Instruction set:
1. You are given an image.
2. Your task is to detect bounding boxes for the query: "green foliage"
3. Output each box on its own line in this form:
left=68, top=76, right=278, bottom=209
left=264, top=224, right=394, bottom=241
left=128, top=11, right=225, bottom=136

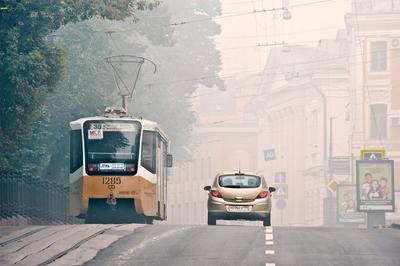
left=0, top=0, right=159, bottom=169
left=0, top=0, right=224, bottom=182
left=108, top=0, right=224, bottom=159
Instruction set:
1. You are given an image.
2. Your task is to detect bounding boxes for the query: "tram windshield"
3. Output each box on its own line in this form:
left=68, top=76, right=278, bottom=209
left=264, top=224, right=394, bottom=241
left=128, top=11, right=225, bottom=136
left=83, top=120, right=141, bottom=175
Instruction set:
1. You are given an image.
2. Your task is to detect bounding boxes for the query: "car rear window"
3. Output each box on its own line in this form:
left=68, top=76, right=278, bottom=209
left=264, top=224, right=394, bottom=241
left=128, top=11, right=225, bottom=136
left=218, top=174, right=261, bottom=188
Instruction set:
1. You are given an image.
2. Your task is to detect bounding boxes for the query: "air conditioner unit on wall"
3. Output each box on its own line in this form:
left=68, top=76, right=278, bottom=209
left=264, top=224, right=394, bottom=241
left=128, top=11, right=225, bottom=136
left=390, top=38, right=400, bottom=48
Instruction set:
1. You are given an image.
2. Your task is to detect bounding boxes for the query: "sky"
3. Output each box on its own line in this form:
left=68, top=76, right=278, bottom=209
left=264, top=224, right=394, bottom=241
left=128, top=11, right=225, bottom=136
left=216, top=0, right=352, bottom=76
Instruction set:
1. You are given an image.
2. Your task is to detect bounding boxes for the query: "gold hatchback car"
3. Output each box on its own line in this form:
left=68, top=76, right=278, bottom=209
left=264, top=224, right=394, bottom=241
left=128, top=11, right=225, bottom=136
left=204, top=172, right=275, bottom=226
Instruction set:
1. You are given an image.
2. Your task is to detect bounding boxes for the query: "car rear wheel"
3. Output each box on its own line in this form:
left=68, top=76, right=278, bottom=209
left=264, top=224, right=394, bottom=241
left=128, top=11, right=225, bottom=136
left=207, top=213, right=216, bottom=225
left=263, top=214, right=271, bottom=226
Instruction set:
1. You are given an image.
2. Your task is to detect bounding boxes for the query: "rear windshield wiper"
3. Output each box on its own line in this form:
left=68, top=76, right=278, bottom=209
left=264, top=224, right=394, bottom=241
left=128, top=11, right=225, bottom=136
left=222, top=185, right=242, bottom=188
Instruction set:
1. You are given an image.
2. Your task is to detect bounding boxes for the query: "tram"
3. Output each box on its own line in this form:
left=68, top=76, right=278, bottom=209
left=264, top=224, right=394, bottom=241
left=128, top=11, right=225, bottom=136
left=69, top=107, right=172, bottom=224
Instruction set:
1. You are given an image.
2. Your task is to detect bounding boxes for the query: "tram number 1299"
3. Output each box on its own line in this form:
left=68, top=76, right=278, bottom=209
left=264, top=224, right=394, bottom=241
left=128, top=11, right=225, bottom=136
left=102, top=177, right=121, bottom=185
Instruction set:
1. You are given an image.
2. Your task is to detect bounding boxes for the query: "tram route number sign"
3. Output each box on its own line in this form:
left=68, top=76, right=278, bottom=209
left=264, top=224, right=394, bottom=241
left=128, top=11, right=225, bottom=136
left=88, top=129, right=103, bottom=140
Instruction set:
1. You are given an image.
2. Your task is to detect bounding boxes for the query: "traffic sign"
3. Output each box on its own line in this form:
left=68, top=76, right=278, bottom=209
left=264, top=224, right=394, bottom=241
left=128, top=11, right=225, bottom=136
left=360, top=149, right=385, bottom=160
left=273, top=184, right=288, bottom=200
left=329, top=156, right=351, bottom=175
left=327, top=180, right=337, bottom=193
left=274, top=172, right=286, bottom=183
left=276, top=199, right=287, bottom=209
left=264, top=149, right=276, bottom=161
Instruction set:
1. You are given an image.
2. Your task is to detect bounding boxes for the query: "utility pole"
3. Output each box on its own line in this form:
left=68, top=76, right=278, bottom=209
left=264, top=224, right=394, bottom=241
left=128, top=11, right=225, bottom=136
left=329, top=117, right=333, bottom=181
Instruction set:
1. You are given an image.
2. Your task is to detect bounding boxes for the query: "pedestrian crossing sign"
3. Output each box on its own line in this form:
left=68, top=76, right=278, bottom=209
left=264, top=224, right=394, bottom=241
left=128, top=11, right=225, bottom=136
left=273, top=184, right=288, bottom=200
left=360, top=149, right=385, bottom=160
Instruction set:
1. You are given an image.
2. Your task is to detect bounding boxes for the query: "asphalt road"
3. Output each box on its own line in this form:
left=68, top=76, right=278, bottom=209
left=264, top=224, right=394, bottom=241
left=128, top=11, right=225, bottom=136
left=87, top=225, right=400, bottom=266
left=271, top=227, right=400, bottom=266
left=86, top=224, right=266, bottom=266
left=1, top=224, right=400, bottom=265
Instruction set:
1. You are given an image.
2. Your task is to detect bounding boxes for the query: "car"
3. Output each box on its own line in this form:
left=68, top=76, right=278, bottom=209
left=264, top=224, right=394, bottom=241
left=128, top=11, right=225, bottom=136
left=204, top=172, right=275, bottom=226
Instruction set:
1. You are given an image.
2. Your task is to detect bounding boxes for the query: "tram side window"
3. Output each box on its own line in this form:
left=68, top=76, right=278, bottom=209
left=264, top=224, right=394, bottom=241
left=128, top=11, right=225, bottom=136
left=141, top=131, right=157, bottom=174
left=70, top=130, right=83, bottom=173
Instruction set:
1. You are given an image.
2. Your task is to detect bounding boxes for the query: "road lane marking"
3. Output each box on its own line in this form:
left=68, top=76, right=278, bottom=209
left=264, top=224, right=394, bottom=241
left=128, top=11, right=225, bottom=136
left=265, top=234, right=273, bottom=240
left=265, top=250, right=275, bottom=255
left=265, top=227, right=274, bottom=266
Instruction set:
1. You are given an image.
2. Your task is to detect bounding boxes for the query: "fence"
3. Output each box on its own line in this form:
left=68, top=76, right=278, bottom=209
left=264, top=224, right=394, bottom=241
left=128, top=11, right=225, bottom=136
left=0, top=171, right=78, bottom=224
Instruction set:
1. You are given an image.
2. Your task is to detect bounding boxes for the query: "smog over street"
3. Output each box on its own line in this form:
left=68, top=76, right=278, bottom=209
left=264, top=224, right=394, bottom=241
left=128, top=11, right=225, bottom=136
left=1, top=1, right=400, bottom=265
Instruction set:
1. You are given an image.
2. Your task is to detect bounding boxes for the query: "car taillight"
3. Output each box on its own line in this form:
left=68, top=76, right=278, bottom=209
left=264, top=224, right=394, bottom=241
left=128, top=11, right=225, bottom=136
left=88, top=164, right=98, bottom=172
left=210, top=189, right=222, bottom=198
left=257, top=191, right=269, bottom=199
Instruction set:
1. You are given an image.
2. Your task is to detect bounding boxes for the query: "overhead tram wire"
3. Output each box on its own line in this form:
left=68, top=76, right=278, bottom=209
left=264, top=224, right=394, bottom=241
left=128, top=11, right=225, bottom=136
left=168, top=7, right=284, bottom=27
left=100, top=0, right=347, bottom=34
left=250, top=0, right=264, bottom=70
left=167, top=0, right=343, bottom=27
left=143, top=49, right=400, bottom=89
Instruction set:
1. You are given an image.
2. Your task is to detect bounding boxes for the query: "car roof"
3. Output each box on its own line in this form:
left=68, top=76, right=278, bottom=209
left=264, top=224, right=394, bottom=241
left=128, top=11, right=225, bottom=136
left=217, top=172, right=263, bottom=177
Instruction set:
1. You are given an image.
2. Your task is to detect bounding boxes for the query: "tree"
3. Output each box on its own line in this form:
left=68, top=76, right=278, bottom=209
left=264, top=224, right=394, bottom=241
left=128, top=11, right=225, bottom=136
left=101, top=0, right=224, bottom=159
left=0, top=0, right=160, bottom=169
left=1, top=0, right=224, bottom=182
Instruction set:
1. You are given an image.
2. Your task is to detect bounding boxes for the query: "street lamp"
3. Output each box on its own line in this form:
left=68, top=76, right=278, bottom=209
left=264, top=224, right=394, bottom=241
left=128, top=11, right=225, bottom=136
left=282, top=0, right=292, bottom=20
left=282, top=9, right=292, bottom=20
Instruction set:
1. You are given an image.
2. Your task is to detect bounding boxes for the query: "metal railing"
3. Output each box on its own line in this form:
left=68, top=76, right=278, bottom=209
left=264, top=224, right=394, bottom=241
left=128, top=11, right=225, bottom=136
left=0, top=171, right=78, bottom=224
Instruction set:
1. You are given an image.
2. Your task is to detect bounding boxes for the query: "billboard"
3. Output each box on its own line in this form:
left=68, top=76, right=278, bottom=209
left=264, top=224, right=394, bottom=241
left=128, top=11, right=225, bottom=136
left=356, top=160, right=395, bottom=212
left=337, top=184, right=365, bottom=224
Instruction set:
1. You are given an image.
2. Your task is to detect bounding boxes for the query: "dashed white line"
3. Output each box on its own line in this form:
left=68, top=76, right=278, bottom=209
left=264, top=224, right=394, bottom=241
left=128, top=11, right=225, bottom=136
left=265, top=234, right=273, bottom=240
left=265, top=226, right=275, bottom=265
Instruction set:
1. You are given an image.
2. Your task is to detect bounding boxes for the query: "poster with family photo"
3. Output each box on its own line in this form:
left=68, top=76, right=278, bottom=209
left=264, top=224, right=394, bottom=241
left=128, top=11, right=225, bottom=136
left=356, top=160, right=395, bottom=212
left=337, top=185, right=365, bottom=223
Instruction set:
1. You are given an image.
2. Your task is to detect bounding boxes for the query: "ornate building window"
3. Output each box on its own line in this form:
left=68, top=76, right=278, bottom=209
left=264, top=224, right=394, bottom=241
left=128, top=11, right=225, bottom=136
left=370, top=41, right=388, bottom=72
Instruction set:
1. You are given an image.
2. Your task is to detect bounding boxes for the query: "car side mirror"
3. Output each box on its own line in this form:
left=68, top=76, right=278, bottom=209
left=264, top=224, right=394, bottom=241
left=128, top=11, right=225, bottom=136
left=268, top=186, right=276, bottom=193
left=203, top=185, right=211, bottom=191
left=166, top=154, right=173, bottom=168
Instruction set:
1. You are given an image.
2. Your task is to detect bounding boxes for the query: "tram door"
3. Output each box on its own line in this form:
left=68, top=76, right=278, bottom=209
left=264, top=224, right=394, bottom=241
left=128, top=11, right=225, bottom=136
left=157, top=134, right=167, bottom=219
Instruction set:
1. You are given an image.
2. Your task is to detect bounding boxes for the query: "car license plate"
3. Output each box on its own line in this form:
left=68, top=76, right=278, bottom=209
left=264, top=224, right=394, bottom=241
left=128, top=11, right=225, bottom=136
left=227, top=205, right=251, bottom=212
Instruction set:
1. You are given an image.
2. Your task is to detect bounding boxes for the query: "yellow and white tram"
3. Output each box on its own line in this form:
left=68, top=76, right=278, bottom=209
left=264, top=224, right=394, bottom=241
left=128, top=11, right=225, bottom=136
left=69, top=108, right=172, bottom=224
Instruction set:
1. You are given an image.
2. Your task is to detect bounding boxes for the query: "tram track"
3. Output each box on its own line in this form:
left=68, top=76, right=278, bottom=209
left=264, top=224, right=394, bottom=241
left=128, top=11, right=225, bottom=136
left=0, top=224, right=144, bottom=266
left=0, top=227, right=46, bottom=247
left=37, top=224, right=124, bottom=266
